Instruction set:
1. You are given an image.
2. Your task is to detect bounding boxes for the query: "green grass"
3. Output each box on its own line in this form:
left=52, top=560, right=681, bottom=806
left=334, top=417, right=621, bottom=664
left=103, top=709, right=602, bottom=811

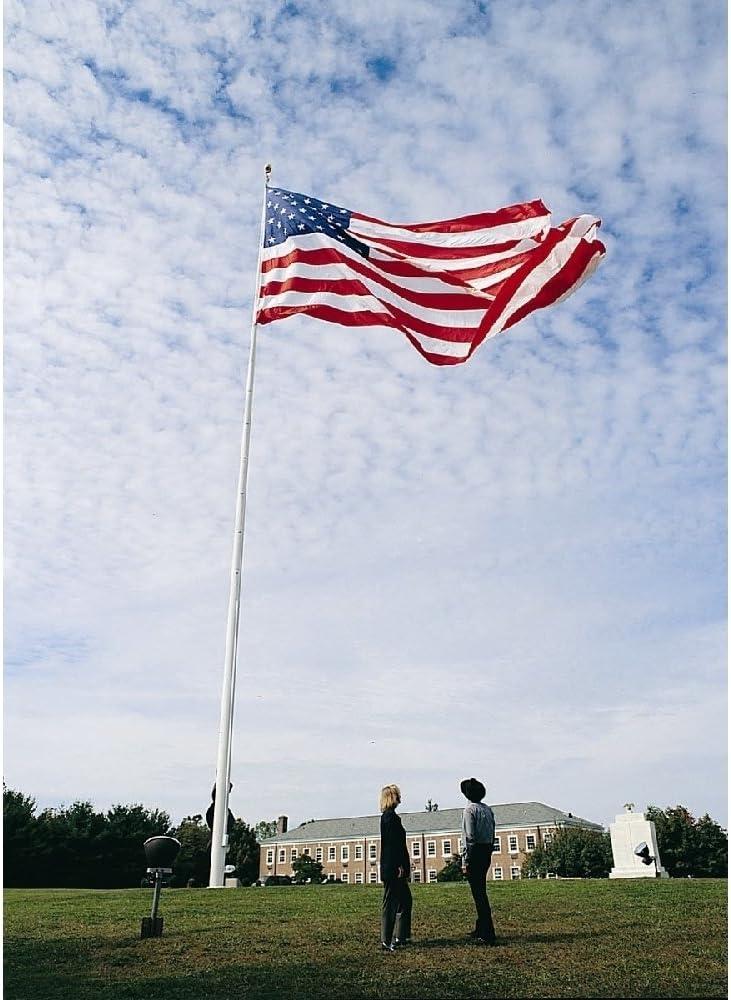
left=4, top=880, right=727, bottom=999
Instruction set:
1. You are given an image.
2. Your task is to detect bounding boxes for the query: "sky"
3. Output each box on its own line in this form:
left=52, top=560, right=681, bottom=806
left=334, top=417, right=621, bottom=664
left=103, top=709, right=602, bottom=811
left=4, top=0, right=727, bottom=834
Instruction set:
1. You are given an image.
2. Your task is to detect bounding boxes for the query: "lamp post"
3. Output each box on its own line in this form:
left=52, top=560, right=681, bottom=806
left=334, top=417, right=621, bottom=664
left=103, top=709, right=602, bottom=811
left=141, top=836, right=181, bottom=938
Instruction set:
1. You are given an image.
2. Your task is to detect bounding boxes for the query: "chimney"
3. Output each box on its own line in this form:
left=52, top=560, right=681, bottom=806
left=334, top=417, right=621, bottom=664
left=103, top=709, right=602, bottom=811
left=276, top=815, right=288, bottom=835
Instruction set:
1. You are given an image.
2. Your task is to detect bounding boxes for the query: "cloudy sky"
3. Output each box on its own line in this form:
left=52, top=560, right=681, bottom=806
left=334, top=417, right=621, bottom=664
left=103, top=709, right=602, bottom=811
left=5, top=0, right=727, bottom=833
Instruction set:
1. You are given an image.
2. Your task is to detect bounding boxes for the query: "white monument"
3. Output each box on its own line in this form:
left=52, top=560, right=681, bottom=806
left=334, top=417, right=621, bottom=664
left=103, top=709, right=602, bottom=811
left=609, top=803, right=669, bottom=878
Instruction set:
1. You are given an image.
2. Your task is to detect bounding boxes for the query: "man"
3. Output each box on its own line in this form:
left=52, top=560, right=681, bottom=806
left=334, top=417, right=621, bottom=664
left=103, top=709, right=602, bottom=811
left=460, top=777, right=497, bottom=945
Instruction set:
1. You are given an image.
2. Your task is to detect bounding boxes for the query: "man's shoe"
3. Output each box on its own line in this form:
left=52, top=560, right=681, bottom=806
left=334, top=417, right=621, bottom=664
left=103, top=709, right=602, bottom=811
left=381, top=942, right=396, bottom=952
left=393, top=938, right=411, bottom=946
left=475, top=936, right=497, bottom=946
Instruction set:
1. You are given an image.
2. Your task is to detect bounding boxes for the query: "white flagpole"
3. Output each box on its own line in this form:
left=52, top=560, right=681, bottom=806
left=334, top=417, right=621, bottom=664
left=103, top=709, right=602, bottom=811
left=209, top=163, right=271, bottom=888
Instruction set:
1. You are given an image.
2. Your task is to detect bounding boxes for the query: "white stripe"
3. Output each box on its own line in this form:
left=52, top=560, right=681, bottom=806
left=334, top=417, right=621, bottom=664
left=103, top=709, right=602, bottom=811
left=406, top=330, right=473, bottom=359
left=262, top=259, right=488, bottom=300
left=261, top=261, right=489, bottom=329
left=489, top=231, right=596, bottom=336
left=350, top=214, right=551, bottom=248
left=259, top=290, right=391, bottom=314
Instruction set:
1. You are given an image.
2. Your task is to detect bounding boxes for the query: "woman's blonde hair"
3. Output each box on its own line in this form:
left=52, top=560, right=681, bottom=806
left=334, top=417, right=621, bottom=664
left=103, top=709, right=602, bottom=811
left=379, top=784, right=401, bottom=812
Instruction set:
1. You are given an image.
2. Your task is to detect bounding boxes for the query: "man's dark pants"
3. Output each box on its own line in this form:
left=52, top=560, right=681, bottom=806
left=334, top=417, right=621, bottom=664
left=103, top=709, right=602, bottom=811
left=381, top=877, right=413, bottom=944
left=466, top=844, right=496, bottom=941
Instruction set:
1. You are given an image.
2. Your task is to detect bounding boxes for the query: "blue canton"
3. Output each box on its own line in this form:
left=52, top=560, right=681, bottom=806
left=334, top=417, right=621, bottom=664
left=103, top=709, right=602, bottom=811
left=264, top=187, right=369, bottom=258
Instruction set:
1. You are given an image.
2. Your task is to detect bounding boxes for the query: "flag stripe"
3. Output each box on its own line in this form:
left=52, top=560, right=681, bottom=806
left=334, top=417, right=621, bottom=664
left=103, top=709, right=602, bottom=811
left=258, top=187, right=605, bottom=366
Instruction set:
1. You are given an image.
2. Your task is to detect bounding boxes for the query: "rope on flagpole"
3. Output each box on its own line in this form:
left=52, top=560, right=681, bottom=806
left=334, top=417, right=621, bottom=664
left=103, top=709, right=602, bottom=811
left=209, top=163, right=271, bottom=888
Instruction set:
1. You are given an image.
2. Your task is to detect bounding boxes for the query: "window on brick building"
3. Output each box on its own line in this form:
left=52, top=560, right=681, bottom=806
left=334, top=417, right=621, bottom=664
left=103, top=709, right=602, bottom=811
left=493, top=836, right=501, bottom=852
left=278, top=848, right=286, bottom=863
left=266, top=849, right=274, bottom=865
left=369, top=843, right=377, bottom=860
left=303, top=847, right=310, bottom=856
left=355, top=872, right=363, bottom=884
left=328, top=846, right=336, bottom=861
left=290, top=848, right=297, bottom=861
left=341, top=872, right=349, bottom=883
left=442, top=839, right=451, bottom=857
left=493, top=867, right=503, bottom=880
left=354, top=844, right=363, bottom=860
left=341, top=845, right=349, bottom=862
left=412, top=870, right=421, bottom=882
left=508, top=835, right=518, bottom=853
left=511, top=867, right=521, bottom=880
left=525, top=834, right=536, bottom=851
left=315, top=847, right=323, bottom=862
left=412, top=841, right=421, bottom=858
left=369, top=871, right=378, bottom=883
left=426, top=841, right=436, bottom=857
left=427, top=869, right=437, bottom=883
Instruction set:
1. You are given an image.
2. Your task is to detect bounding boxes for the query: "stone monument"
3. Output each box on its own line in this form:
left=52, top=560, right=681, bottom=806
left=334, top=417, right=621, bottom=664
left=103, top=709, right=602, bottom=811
left=609, top=803, right=669, bottom=878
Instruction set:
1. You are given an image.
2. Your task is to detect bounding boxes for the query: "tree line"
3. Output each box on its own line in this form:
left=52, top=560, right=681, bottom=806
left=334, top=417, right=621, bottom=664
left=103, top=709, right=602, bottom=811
left=3, top=785, right=276, bottom=888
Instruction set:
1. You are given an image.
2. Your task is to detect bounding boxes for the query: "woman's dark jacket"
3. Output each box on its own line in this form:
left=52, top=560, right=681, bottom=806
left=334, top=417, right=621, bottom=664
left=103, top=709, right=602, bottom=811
left=380, top=807, right=410, bottom=882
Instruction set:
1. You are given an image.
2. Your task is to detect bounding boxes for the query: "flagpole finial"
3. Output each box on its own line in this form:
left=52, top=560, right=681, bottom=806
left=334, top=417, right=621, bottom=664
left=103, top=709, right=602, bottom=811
left=265, top=163, right=272, bottom=185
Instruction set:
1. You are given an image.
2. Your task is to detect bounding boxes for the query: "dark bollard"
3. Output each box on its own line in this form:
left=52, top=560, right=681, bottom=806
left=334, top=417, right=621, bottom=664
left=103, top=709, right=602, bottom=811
left=140, top=836, right=180, bottom=939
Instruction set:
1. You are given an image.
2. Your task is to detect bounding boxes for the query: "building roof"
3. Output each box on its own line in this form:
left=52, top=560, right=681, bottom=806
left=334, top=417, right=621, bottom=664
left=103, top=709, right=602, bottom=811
left=261, top=802, right=603, bottom=844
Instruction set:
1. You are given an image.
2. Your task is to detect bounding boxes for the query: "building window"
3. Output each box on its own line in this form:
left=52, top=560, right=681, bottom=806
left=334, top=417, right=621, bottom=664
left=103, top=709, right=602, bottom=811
left=266, top=848, right=274, bottom=865
left=493, top=836, right=501, bottom=853
left=303, top=847, right=310, bottom=856
left=427, top=869, right=437, bottom=883
left=426, top=841, right=436, bottom=857
left=412, top=870, right=421, bottom=883
left=543, top=833, right=553, bottom=847
left=369, top=843, right=377, bottom=860
left=341, top=845, right=349, bottom=862
left=355, top=872, right=363, bottom=884
left=369, top=871, right=378, bottom=883
left=511, top=867, right=521, bottom=880
left=458, top=838, right=463, bottom=854
left=493, top=867, right=503, bottom=880
left=442, top=839, right=452, bottom=857
left=354, top=844, right=363, bottom=860
left=328, top=846, right=336, bottom=862
left=412, top=841, right=421, bottom=858
left=508, top=835, right=518, bottom=853
left=278, top=848, right=286, bottom=863
left=290, top=848, right=297, bottom=861
left=315, top=847, right=323, bottom=862
left=525, top=834, right=536, bottom=852
left=341, top=872, right=349, bottom=883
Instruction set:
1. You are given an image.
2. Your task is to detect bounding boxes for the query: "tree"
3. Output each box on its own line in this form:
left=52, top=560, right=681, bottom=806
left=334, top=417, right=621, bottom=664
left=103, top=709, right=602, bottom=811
left=228, top=819, right=261, bottom=885
left=646, top=805, right=728, bottom=878
left=437, top=854, right=465, bottom=882
left=522, top=827, right=613, bottom=879
left=291, top=854, right=324, bottom=884
left=173, top=815, right=211, bottom=886
left=255, top=820, right=277, bottom=841
left=4, top=786, right=40, bottom=887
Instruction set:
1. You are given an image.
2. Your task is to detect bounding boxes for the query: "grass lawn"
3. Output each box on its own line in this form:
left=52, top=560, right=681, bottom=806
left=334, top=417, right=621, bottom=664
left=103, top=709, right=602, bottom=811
left=3, top=879, right=727, bottom=999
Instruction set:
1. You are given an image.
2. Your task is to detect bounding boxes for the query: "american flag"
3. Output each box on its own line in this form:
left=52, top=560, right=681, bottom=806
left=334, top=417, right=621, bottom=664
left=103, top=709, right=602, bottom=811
left=257, top=187, right=605, bottom=366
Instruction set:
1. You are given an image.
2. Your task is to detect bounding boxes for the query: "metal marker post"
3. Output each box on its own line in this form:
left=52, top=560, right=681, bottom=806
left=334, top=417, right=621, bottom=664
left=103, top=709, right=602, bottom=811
left=209, top=164, right=271, bottom=887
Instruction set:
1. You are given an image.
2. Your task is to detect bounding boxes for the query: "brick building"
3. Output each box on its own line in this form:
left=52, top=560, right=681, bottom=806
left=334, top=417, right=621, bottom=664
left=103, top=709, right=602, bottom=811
left=259, top=801, right=603, bottom=883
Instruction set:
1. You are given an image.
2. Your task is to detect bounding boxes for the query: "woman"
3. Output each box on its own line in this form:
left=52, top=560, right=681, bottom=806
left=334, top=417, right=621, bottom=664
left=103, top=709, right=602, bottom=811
left=379, top=783, right=412, bottom=951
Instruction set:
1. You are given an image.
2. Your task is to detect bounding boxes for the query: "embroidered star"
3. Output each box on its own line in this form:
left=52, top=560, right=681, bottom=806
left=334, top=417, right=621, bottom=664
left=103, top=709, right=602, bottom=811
left=304, top=198, right=311, bottom=204
left=297, top=223, right=305, bottom=230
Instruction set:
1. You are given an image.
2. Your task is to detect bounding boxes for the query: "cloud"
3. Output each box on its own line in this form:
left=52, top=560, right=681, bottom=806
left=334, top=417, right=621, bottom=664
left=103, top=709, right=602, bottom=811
left=4, top=0, right=726, bottom=832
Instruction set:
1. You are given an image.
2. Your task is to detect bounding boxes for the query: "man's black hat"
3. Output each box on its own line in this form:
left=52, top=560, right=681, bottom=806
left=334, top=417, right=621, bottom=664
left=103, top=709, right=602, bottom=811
left=460, top=777, right=486, bottom=802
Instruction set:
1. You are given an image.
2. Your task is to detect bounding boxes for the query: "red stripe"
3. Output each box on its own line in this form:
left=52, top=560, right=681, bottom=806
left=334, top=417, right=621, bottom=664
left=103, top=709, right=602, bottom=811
left=262, top=246, right=488, bottom=309
left=261, top=273, right=483, bottom=313
left=351, top=200, right=549, bottom=234
left=357, top=236, right=535, bottom=261
left=257, top=304, right=471, bottom=366
left=501, top=240, right=605, bottom=331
